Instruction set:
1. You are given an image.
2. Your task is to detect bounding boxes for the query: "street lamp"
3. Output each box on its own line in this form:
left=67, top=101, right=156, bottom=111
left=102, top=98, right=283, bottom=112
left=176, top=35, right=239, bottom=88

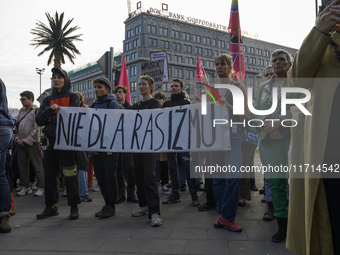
left=36, top=68, right=45, bottom=95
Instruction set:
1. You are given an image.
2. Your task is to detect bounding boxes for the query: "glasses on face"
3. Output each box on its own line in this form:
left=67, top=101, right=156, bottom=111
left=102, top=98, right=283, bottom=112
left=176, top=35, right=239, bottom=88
left=20, top=98, right=27, bottom=101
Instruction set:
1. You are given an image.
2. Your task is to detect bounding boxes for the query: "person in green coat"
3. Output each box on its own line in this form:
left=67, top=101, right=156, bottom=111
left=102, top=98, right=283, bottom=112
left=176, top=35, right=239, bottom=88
left=254, top=49, right=293, bottom=243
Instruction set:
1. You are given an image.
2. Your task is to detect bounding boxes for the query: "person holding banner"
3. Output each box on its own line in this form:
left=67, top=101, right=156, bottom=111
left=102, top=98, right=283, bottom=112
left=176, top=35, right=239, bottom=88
left=114, top=85, right=138, bottom=204
left=161, top=78, right=200, bottom=207
left=130, top=75, right=162, bottom=227
left=210, top=54, right=250, bottom=232
left=35, top=68, right=81, bottom=220
left=90, top=77, right=120, bottom=219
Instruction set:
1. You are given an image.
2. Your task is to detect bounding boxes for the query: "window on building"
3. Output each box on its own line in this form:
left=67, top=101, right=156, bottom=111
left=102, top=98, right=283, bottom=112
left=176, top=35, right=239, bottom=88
left=188, top=45, right=192, bottom=53
left=126, top=55, right=130, bottom=61
left=186, top=33, right=190, bottom=41
left=125, top=43, right=129, bottom=51
left=178, top=56, right=182, bottom=63
left=259, top=49, right=262, bottom=55
left=182, top=32, right=186, bottom=40
left=179, top=69, right=183, bottom=78
left=203, top=37, right=207, bottom=44
left=190, top=70, right=194, bottom=79
left=197, top=35, right=201, bottom=43
left=213, top=39, right=216, bottom=46
left=153, top=39, right=157, bottom=47
left=165, top=41, right=169, bottom=49
left=243, top=46, right=247, bottom=53
left=221, top=41, right=225, bottom=48
left=127, top=30, right=131, bottom=38
left=175, top=68, right=178, bottom=77
left=148, top=38, right=152, bottom=46
left=173, top=42, right=176, bottom=50
left=186, top=70, right=190, bottom=79
left=193, top=35, right=197, bottom=42
left=161, top=40, right=165, bottom=48
left=214, top=50, right=218, bottom=57
left=174, top=55, right=178, bottom=62
left=160, top=27, right=164, bottom=35
left=168, top=55, right=172, bottom=61
left=184, top=44, right=187, bottom=52
left=175, top=31, right=179, bottom=38
left=255, top=48, right=259, bottom=55
left=207, top=38, right=211, bottom=45
left=171, top=30, right=175, bottom=38
left=198, top=47, right=202, bottom=55
left=152, top=26, right=156, bottom=34
left=177, top=43, right=181, bottom=51
left=148, top=25, right=151, bottom=33
left=185, top=57, right=189, bottom=63
left=208, top=49, right=212, bottom=56
left=195, top=47, right=198, bottom=54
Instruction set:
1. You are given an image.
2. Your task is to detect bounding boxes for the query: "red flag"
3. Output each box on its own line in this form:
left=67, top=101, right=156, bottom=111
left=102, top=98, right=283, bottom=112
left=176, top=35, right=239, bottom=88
left=196, top=56, right=209, bottom=102
left=118, top=56, right=131, bottom=104
left=228, top=0, right=245, bottom=82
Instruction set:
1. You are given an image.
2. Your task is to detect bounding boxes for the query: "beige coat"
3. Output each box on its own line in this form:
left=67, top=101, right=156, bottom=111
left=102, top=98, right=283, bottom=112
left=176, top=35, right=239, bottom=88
left=286, top=27, right=340, bottom=255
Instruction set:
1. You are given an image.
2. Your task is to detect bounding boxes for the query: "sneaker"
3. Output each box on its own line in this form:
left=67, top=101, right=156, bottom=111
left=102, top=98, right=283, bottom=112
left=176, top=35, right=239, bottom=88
left=69, top=206, right=79, bottom=220
left=95, top=205, right=107, bottom=217
left=81, top=195, right=92, bottom=202
left=88, top=186, right=93, bottom=191
left=216, top=215, right=242, bottom=232
left=30, top=182, right=37, bottom=190
left=17, top=187, right=32, bottom=196
left=62, top=189, right=67, bottom=197
left=37, top=206, right=59, bottom=219
left=93, top=185, right=100, bottom=192
left=179, top=184, right=187, bottom=191
left=16, top=185, right=24, bottom=192
left=34, top=188, right=44, bottom=197
left=162, top=194, right=181, bottom=204
left=238, top=200, right=246, bottom=207
left=162, top=184, right=170, bottom=195
left=131, top=207, right=148, bottom=217
left=191, top=196, right=200, bottom=207
left=150, top=213, right=162, bottom=227
left=100, top=205, right=115, bottom=218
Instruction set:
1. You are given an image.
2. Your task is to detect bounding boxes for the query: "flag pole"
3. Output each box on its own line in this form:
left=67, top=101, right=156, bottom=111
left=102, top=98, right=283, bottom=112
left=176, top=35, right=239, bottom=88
left=238, top=28, right=241, bottom=82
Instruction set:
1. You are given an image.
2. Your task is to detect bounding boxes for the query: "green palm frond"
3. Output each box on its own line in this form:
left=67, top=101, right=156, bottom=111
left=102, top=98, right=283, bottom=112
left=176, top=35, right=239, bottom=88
left=30, top=11, right=82, bottom=68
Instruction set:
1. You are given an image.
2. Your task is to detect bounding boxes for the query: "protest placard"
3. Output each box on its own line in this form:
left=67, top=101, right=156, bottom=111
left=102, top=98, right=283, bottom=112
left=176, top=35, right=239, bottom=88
left=141, top=59, right=164, bottom=92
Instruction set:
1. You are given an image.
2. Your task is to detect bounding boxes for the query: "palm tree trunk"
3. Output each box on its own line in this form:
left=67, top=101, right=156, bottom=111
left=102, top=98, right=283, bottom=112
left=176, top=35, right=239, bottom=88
left=54, top=50, right=62, bottom=69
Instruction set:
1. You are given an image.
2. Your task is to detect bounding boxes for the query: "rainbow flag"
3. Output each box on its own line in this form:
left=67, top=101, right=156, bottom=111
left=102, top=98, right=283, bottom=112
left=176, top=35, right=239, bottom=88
left=228, top=0, right=245, bottom=82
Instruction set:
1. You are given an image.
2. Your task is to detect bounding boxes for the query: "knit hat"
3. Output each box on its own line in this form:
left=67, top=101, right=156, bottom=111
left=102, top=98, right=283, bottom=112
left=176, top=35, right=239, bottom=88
left=93, top=77, right=111, bottom=92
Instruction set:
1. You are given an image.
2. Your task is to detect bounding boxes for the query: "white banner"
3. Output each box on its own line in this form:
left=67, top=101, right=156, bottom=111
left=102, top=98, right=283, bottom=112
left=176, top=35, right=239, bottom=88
left=54, top=102, right=230, bottom=153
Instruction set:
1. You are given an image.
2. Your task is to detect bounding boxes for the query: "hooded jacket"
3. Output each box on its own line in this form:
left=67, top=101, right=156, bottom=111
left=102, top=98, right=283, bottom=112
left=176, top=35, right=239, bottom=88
left=35, top=71, right=79, bottom=137
left=91, top=94, right=120, bottom=110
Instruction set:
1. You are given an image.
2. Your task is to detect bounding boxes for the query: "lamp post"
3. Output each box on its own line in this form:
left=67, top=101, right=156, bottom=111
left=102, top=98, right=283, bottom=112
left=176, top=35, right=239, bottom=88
left=36, top=68, right=45, bottom=95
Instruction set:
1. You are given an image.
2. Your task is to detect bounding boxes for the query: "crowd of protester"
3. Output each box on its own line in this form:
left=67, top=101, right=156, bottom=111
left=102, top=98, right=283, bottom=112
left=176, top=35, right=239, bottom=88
left=1, top=3, right=339, bottom=254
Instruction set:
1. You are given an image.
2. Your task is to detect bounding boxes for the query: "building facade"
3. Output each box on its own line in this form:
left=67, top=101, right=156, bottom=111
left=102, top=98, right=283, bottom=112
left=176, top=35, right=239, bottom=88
left=69, top=9, right=297, bottom=104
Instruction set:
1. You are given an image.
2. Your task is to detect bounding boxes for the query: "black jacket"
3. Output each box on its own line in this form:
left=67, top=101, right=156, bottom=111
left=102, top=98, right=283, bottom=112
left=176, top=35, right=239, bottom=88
left=162, top=92, right=191, bottom=108
left=131, top=98, right=159, bottom=110
left=36, top=72, right=79, bottom=137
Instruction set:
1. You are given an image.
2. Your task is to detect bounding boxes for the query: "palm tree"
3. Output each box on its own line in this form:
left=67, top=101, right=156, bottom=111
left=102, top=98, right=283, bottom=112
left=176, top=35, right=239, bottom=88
left=30, top=11, right=83, bottom=68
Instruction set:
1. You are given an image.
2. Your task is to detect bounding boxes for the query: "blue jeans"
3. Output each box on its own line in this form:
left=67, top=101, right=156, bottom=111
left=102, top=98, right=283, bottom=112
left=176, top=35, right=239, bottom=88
left=210, top=127, right=242, bottom=222
left=166, top=152, right=197, bottom=196
left=0, top=126, right=13, bottom=216
left=78, top=170, right=89, bottom=197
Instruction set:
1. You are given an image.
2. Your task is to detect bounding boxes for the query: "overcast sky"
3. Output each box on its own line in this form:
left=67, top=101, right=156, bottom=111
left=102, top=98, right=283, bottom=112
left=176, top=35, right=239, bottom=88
left=0, top=0, right=318, bottom=109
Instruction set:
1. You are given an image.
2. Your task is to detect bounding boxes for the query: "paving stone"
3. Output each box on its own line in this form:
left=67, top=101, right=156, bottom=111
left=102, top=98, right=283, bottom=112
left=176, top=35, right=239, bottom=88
left=228, top=241, right=279, bottom=255
left=245, top=230, right=274, bottom=241
left=15, top=236, right=66, bottom=251
left=56, top=237, right=107, bottom=252
left=131, top=227, right=171, bottom=239
left=139, top=239, right=185, bottom=254
left=169, top=228, right=208, bottom=240
left=98, top=238, right=145, bottom=253
left=95, top=227, right=137, bottom=238
left=184, top=240, right=230, bottom=255
left=208, top=228, right=248, bottom=240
